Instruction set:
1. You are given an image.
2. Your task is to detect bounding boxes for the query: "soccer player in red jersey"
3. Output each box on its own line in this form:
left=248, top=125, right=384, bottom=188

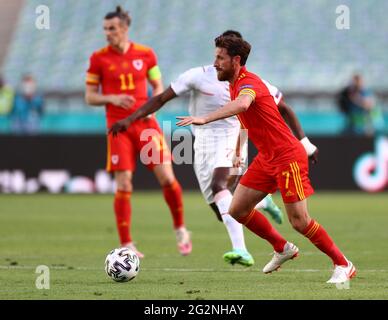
left=85, top=6, right=191, bottom=257
left=176, top=35, right=356, bottom=284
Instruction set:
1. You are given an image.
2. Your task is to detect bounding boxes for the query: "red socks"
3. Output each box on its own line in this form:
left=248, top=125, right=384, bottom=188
left=163, top=180, right=184, bottom=229
left=303, top=220, right=347, bottom=266
left=235, top=209, right=347, bottom=266
left=114, top=180, right=184, bottom=245
left=237, top=210, right=287, bottom=252
left=114, top=190, right=132, bottom=245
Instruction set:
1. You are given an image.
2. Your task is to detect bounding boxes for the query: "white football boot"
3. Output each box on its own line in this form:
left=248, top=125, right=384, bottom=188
left=123, top=242, right=145, bottom=259
left=175, top=227, right=192, bottom=256
left=263, top=242, right=299, bottom=273
left=326, top=259, right=356, bottom=284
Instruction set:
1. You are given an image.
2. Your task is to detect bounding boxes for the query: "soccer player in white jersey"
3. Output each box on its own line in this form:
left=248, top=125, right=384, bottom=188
left=110, top=30, right=318, bottom=266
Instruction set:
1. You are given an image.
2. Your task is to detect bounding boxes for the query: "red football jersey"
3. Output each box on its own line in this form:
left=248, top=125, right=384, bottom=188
left=230, top=66, right=301, bottom=164
left=86, top=42, right=161, bottom=125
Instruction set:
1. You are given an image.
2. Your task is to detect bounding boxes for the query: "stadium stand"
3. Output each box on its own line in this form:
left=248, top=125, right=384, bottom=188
left=1, top=0, right=387, bottom=134
left=0, top=0, right=24, bottom=66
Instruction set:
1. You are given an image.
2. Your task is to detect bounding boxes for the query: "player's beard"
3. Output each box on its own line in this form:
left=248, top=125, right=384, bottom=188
left=216, top=68, right=233, bottom=81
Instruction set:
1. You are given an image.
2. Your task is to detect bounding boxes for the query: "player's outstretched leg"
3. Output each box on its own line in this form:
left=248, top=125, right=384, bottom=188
left=285, top=200, right=356, bottom=283
left=230, top=184, right=298, bottom=272
left=238, top=209, right=299, bottom=273
left=214, top=190, right=254, bottom=267
left=212, top=167, right=254, bottom=267
left=303, top=219, right=356, bottom=283
left=255, top=194, right=284, bottom=224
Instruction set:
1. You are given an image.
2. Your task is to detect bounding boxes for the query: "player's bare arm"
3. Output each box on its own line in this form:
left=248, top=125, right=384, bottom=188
left=232, top=125, right=248, bottom=168
left=278, top=98, right=319, bottom=163
left=277, top=98, right=305, bottom=139
left=176, top=94, right=253, bottom=127
left=85, top=84, right=136, bottom=109
left=109, top=86, right=177, bottom=136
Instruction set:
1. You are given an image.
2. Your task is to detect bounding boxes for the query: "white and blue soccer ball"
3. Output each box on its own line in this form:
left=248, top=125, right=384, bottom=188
left=105, top=247, right=140, bottom=282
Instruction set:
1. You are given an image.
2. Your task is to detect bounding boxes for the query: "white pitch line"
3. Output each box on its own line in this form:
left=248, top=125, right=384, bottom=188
left=0, top=265, right=387, bottom=273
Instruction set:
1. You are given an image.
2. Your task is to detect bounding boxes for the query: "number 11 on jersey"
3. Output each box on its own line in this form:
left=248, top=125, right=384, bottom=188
left=120, top=73, right=135, bottom=90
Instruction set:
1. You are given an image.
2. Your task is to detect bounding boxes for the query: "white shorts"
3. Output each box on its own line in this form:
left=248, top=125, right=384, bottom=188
left=193, top=127, right=248, bottom=204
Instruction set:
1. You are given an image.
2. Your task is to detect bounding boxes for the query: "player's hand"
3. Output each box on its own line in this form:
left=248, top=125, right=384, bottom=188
left=109, top=118, right=132, bottom=137
left=110, top=94, right=136, bottom=109
left=233, top=156, right=244, bottom=169
left=309, top=148, right=319, bottom=164
left=232, top=152, right=243, bottom=168
left=300, top=137, right=318, bottom=164
left=176, top=116, right=206, bottom=127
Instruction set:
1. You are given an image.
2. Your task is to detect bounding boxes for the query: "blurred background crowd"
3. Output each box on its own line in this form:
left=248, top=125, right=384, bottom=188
left=0, top=0, right=387, bottom=194
left=0, top=0, right=386, bottom=137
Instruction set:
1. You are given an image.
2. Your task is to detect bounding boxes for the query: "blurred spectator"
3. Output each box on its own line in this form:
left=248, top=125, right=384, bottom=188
left=0, top=74, right=14, bottom=116
left=337, top=74, right=384, bottom=136
left=11, top=74, right=44, bottom=134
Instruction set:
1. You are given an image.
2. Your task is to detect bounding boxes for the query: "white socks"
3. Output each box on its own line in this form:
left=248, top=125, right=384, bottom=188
left=214, top=189, right=247, bottom=251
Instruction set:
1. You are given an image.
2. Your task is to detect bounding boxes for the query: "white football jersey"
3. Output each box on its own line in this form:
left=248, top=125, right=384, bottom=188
left=171, top=65, right=240, bottom=135
left=262, top=79, right=283, bottom=105
left=171, top=65, right=283, bottom=135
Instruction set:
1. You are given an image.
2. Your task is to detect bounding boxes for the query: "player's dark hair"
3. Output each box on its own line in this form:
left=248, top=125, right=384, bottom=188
left=221, top=30, right=243, bottom=39
left=215, top=35, right=251, bottom=66
left=105, top=6, right=131, bottom=27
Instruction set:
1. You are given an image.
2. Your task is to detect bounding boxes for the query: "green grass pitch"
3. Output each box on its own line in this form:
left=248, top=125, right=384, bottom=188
left=0, top=192, right=387, bottom=300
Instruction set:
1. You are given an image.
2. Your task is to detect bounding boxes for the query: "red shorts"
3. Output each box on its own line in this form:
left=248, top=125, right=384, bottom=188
left=239, top=146, right=314, bottom=203
left=106, top=116, right=172, bottom=172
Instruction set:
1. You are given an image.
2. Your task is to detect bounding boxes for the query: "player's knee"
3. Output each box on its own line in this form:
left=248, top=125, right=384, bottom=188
left=118, top=180, right=132, bottom=193
left=155, top=168, right=176, bottom=187
left=228, top=204, right=243, bottom=220
left=115, top=172, right=133, bottom=192
left=289, top=215, right=309, bottom=233
left=210, top=179, right=227, bottom=195
left=159, top=176, right=176, bottom=188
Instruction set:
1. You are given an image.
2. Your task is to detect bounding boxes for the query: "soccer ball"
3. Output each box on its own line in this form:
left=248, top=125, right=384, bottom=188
left=105, top=247, right=140, bottom=282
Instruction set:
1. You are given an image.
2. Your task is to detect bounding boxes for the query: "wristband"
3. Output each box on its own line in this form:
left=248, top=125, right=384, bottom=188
left=300, top=137, right=317, bottom=156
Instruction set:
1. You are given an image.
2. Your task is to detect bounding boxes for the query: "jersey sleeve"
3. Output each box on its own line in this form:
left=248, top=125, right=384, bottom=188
left=170, top=67, right=202, bottom=96
left=86, top=53, right=101, bottom=86
left=146, top=48, right=162, bottom=81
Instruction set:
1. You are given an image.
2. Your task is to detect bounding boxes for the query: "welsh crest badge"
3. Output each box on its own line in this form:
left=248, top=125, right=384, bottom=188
left=111, top=155, right=119, bottom=165
left=133, top=59, right=143, bottom=70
